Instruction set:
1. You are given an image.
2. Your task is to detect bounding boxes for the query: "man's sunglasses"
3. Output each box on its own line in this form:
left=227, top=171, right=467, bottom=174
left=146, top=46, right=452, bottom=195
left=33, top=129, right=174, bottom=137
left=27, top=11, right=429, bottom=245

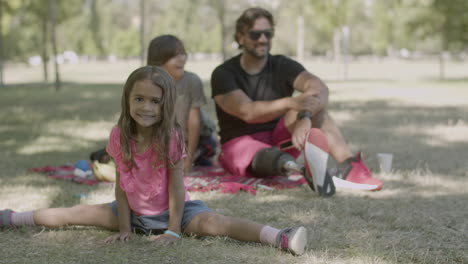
left=248, top=30, right=274, bottom=41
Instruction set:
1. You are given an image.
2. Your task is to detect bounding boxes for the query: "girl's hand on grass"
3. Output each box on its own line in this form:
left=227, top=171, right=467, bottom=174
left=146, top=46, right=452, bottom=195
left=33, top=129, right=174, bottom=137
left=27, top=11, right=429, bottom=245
left=150, top=234, right=179, bottom=246
left=104, top=232, right=131, bottom=243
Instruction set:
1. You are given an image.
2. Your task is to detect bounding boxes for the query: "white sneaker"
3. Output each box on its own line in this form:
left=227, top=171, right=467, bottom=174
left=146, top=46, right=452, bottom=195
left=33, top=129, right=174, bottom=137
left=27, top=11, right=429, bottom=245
left=275, top=226, right=308, bottom=256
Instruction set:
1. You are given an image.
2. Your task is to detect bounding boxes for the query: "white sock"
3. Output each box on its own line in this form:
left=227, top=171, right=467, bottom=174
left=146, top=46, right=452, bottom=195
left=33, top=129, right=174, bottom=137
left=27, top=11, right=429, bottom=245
left=11, top=211, right=35, bottom=226
left=259, top=225, right=280, bottom=246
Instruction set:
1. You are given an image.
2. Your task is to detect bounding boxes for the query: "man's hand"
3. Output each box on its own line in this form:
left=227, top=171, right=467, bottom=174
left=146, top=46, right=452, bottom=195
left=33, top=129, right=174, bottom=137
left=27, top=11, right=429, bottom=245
left=150, top=234, right=180, bottom=246
left=291, top=118, right=312, bottom=151
left=291, top=93, right=321, bottom=115
left=104, top=231, right=131, bottom=243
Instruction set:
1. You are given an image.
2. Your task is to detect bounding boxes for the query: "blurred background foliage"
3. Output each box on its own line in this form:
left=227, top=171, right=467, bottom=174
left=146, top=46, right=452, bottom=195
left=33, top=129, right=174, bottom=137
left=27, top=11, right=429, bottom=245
left=1, top=0, right=467, bottom=68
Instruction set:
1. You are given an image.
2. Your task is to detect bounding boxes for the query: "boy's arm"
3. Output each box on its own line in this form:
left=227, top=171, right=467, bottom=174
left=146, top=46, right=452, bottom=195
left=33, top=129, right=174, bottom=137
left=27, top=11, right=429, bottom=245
left=185, top=107, right=201, bottom=173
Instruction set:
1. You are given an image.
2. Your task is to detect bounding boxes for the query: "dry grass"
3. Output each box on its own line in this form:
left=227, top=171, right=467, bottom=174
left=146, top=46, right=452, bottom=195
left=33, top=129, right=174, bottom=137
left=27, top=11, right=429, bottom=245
left=1, top=59, right=467, bottom=264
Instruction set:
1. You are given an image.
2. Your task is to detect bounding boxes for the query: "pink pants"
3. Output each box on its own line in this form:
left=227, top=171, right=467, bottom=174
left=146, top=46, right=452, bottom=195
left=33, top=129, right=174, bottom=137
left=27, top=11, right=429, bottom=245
left=219, top=118, right=300, bottom=177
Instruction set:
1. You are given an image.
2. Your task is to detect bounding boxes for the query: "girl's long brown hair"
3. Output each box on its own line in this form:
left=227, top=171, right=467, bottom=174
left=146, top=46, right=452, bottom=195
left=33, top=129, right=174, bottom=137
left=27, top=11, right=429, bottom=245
left=118, top=66, right=184, bottom=168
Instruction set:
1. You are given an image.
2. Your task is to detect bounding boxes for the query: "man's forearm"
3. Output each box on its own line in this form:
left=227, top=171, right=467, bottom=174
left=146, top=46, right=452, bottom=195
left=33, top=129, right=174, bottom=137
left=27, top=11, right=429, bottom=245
left=237, top=97, right=293, bottom=124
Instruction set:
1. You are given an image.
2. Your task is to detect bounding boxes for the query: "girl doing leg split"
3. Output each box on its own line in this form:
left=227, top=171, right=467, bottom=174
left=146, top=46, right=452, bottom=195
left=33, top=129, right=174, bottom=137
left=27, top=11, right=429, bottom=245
left=0, top=66, right=308, bottom=255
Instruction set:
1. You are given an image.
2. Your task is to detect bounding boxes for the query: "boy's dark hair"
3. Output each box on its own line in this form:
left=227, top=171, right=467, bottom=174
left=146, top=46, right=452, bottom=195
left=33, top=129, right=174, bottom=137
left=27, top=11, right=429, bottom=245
left=147, top=35, right=186, bottom=66
left=234, top=7, right=275, bottom=48
left=90, top=148, right=111, bottom=163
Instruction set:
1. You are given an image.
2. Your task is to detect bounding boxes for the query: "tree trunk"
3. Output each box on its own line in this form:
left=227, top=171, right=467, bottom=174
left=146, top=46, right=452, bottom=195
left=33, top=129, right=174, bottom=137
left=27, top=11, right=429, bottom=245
left=90, top=0, right=105, bottom=57
left=217, top=0, right=226, bottom=61
left=438, top=51, right=445, bottom=80
left=50, top=0, right=60, bottom=91
left=296, top=15, right=304, bottom=62
left=41, top=13, right=49, bottom=84
left=342, top=26, right=350, bottom=81
left=140, top=0, right=145, bottom=66
left=333, top=29, right=342, bottom=80
left=0, top=0, right=4, bottom=87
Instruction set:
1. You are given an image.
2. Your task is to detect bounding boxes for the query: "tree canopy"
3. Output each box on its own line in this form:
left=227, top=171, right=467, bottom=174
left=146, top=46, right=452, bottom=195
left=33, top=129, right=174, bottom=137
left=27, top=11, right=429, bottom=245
left=1, top=0, right=468, bottom=63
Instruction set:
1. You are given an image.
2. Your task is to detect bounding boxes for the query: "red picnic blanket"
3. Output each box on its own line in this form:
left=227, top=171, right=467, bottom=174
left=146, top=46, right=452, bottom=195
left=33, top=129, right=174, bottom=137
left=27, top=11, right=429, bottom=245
left=30, top=164, right=307, bottom=195
left=30, top=165, right=102, bottom=186
left=183, top=165, right=306, bottom=195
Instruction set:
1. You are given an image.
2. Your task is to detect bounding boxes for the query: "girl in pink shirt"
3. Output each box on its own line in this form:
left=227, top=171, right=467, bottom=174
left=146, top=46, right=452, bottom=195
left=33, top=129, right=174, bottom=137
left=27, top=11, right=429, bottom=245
left=1, top=66, right=307, bottom=256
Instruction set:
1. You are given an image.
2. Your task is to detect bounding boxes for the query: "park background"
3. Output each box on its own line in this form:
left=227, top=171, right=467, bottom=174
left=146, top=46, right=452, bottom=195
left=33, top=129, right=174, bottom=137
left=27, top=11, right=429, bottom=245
left=0, top=0, right=467, bottom=263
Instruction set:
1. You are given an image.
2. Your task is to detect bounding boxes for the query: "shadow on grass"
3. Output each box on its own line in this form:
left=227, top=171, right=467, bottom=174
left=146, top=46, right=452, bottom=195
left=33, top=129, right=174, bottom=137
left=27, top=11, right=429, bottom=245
left=326, top=99, right=468, bottom=176
left=2, top=81, right=467, bottom=186
left=1, top=81, right=468, bottom=262
left=1, top=82, right=121, bottom=207
left=193, top=183, right=468, bottom=262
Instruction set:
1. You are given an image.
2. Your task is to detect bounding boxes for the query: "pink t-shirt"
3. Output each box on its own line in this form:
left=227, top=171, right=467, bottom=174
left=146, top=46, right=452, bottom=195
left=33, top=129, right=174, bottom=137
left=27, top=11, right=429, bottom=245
left=106, top=127, right=189, bottom=216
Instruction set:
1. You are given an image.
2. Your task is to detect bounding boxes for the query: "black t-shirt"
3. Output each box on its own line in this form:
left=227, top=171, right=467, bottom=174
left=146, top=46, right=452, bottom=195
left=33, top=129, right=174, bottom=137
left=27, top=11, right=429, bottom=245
left=211, top=54, right=305, bottom=144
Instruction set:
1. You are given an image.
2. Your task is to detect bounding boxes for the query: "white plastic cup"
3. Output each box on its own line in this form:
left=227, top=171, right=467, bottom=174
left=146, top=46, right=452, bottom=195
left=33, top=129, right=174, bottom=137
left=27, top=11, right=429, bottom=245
left=377, top=153, right=393, bottom=173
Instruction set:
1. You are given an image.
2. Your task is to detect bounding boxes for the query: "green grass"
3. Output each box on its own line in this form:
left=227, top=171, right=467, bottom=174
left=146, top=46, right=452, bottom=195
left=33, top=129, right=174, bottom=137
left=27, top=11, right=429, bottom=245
left=1, top=60, right=468, bottom=264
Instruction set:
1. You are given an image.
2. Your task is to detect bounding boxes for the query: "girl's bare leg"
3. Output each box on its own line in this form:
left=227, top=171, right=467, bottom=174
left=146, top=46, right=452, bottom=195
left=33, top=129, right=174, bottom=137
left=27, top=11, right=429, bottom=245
left=183, top=212, right=263, bottom=242
left=33, top=203, right=119, bottom=230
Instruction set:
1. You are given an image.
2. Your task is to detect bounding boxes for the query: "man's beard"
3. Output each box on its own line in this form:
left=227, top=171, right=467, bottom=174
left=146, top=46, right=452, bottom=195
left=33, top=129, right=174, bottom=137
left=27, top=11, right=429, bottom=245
left=245, top=43, right=270, bottom=59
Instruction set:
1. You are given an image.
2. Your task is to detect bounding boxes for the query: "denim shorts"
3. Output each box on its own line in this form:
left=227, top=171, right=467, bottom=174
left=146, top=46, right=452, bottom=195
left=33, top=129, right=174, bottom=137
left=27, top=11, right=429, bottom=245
left=108, top=200, right=211, bottom=235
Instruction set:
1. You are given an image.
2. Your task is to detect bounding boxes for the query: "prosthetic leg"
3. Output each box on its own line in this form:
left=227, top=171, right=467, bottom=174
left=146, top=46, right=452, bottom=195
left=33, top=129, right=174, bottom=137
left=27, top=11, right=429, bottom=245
left=251, top=128, right=336, bottom=197
left=300, top=129, right=336, bottom=196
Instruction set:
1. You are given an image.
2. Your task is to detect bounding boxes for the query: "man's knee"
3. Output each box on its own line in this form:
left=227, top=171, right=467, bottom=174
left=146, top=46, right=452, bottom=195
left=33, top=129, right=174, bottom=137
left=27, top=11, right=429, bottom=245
left=312, top=109, right=326, bottom=128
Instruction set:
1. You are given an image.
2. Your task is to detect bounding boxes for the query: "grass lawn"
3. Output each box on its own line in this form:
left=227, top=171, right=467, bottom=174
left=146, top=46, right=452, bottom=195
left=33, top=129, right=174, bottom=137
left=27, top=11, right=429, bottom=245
left=1, top=59, right=467, bottom=264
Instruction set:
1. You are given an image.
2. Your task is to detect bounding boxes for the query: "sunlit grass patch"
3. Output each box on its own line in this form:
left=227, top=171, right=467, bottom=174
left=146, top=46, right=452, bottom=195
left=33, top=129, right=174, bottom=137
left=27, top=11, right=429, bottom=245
left=1, top=61, right=467, bottom=263
left=17, top=135, right=91, bottom=154
left=0, top=184, right=63, bottom=210
left=43, top=120, right=115, bottom=141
